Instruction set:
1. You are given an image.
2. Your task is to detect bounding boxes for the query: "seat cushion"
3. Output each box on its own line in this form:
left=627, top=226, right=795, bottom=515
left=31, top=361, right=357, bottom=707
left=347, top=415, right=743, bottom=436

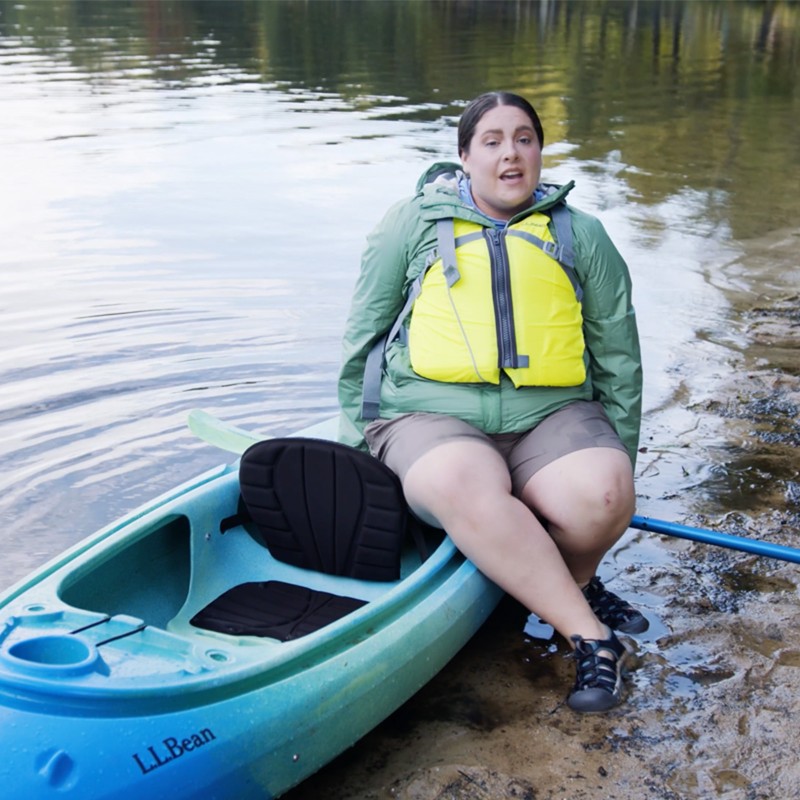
left=190, top=580, right=366, bottom=641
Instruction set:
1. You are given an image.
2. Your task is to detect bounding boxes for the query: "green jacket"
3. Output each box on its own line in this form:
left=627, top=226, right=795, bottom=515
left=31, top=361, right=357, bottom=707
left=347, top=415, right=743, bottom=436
left=338, top=162, right=643, bottom=465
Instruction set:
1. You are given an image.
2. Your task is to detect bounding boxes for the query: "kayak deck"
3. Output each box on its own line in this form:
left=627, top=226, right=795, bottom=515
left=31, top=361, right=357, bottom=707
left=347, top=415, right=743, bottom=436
left=0, top=464, right=449, bottom=702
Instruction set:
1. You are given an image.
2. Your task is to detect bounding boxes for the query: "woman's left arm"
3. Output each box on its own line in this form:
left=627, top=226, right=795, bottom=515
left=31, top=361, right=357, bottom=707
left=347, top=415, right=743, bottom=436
left=573, top=212, right=643, bottom=466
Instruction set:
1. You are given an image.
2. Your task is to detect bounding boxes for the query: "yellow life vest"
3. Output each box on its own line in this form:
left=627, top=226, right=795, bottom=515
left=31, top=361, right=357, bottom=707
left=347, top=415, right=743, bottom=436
left=407, top=212, right=586, bottom=387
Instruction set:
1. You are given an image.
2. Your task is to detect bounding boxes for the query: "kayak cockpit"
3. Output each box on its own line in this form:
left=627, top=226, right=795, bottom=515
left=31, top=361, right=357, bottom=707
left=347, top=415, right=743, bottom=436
left=0, top=453, right=449, bottom=700
left=173, top=437, right=437, bottom=644
left=166, top=510, right=433, bottom=644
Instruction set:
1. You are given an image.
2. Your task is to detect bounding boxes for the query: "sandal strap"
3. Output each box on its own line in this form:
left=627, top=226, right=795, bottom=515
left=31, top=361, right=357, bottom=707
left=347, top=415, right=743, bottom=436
left=582, top=576, right=647, bottom=632
left=569, top=635, right=624, bottom=690
left=567, top=631, right=627, bottom=712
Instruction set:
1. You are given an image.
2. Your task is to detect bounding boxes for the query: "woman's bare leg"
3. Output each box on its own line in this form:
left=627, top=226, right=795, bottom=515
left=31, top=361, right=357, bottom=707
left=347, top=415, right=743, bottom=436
left=520, top=447, right=635, bottom=587
left=402, top=440, right=607, bottom=643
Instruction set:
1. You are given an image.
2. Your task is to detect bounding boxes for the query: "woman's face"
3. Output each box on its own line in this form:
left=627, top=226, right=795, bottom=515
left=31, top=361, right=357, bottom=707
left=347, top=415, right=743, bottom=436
left=460, top=104, right=542, bottom=221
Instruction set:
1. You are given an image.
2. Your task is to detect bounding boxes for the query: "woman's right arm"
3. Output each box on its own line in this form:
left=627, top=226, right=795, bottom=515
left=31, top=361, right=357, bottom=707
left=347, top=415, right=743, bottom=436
left=338, top=199, right=415, bottom=449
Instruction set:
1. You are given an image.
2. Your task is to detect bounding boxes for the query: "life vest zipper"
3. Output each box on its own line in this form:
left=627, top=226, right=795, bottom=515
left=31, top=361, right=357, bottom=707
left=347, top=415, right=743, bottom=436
left=485, top=228, right=528, bottom=370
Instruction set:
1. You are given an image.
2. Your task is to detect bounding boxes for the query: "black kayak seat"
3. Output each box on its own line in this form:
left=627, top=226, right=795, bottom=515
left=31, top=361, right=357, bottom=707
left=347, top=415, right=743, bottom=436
left=191, top=438, right=409, bottom=641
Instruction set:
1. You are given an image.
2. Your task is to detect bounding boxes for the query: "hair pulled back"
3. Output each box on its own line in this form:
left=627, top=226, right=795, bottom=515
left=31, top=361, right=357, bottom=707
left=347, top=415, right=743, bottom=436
left=457, top=92, right=544, bottom=157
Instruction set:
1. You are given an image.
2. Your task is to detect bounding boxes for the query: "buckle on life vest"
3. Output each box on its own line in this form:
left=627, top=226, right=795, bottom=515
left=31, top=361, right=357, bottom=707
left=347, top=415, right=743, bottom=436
left=542, top=240, right=564, bottom=262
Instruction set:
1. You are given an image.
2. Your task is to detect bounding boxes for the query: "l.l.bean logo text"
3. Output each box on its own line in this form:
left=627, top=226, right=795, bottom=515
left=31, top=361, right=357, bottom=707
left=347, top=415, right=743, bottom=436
left=133, top=727, right=216, bottom=775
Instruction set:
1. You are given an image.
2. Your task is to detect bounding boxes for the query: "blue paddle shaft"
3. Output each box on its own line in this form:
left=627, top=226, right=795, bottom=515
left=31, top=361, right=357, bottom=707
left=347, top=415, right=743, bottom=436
left=630, top=514, right=800, bottom=565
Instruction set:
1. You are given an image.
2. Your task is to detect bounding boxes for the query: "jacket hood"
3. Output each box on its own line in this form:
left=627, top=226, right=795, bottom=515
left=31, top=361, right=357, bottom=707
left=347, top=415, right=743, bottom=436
left=414, top=161, right=575, bottom=223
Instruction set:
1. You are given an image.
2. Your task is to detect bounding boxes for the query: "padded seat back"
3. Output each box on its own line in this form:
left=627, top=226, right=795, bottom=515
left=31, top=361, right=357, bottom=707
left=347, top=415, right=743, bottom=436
left=239, top=437, right=408, bottom=581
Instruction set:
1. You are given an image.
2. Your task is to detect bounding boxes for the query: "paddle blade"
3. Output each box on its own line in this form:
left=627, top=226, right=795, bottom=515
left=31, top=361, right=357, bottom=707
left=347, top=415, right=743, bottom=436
left=187, top=409, right=264, bottom=454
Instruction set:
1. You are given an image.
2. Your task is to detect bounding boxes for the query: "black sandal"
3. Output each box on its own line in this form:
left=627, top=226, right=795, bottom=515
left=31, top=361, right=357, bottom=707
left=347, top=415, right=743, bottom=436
left=567, top=631, right=627, bottom=712
left=582, top=576, right=648, bottom=634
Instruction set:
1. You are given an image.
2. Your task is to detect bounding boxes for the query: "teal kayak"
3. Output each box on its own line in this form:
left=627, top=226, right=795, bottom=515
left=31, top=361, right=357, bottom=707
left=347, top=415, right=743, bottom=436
left=0, top=413, right=503, bottom=799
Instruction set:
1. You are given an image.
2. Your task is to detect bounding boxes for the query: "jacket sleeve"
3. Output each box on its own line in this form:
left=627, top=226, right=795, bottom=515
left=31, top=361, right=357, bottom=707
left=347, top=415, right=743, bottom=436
left=338, top=199, right=415, bottom=449
left=573, top=212, right=643, bottom=466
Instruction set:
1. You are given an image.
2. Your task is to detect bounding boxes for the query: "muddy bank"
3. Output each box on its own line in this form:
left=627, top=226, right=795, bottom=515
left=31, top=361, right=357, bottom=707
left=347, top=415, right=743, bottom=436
left=285, top=237, right=799, bottom=800
left=288, top=533, right=800, bottom=799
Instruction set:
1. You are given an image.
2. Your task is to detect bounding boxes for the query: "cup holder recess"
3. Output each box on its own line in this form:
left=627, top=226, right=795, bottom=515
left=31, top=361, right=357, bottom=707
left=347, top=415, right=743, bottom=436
left=1, top=634, right=106, bottom=677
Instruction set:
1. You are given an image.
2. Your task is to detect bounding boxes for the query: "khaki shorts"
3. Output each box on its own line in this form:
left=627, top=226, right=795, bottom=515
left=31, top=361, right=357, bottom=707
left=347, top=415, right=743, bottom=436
left=364, top=400, right=628, bottom=497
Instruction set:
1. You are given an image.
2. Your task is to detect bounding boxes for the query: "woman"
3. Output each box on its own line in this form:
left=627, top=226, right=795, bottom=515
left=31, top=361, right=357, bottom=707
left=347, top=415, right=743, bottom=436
left=338, top=91, right=644, bottom=713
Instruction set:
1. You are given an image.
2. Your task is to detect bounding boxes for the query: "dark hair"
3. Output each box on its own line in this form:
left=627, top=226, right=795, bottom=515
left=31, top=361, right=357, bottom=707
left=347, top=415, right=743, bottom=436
left=457, top=92, right=544, bottom=157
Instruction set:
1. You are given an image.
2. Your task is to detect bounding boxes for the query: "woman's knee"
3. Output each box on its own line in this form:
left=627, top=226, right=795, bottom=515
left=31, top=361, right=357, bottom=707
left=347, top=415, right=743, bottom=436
left=591, top=469, right=635, bottom=526
left=523, top=448, right=634, bottom=530
left=587, top=454, right=634, bottom=514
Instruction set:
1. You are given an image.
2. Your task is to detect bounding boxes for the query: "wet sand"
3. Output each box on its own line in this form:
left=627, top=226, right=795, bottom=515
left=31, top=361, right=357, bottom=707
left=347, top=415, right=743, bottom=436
left=285, top=230, right=800, bottom=800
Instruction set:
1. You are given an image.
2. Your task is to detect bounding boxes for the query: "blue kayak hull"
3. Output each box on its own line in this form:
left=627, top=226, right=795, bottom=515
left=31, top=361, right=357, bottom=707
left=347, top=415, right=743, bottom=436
left=0, top=426, right=502, bottom=799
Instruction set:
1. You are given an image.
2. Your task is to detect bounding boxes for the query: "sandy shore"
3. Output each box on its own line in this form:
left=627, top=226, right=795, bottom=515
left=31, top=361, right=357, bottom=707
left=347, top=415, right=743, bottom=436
left=285, top=232, right=800, bottom=800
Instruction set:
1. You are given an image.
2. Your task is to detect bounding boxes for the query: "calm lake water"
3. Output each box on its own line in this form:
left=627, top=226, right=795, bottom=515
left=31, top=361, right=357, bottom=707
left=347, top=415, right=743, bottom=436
left=2, top=2, right=800, bottom=798
left=1, top=0, right=798, bottom=594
